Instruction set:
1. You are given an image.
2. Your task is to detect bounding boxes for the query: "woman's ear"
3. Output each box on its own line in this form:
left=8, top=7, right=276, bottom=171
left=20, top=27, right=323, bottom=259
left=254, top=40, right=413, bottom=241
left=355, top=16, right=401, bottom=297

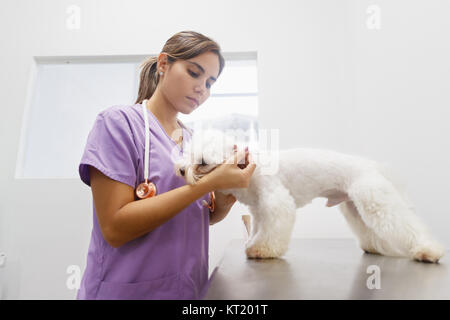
left=157, top=52, right=170, bottom=73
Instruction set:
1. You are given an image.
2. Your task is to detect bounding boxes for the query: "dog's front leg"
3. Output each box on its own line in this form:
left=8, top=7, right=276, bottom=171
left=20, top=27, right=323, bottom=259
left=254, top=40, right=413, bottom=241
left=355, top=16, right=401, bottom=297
left=245, top=184, right=297, bottom=259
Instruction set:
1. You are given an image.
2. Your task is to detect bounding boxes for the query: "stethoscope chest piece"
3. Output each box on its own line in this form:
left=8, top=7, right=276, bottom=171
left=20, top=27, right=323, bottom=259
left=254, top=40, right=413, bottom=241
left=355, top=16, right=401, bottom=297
left=136, top=179, right=157, bottom=199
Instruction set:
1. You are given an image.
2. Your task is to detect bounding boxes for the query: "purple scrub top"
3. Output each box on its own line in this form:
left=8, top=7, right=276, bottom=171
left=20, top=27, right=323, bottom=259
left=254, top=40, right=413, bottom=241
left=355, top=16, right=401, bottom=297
left=76, top=103, right=211, bottom=300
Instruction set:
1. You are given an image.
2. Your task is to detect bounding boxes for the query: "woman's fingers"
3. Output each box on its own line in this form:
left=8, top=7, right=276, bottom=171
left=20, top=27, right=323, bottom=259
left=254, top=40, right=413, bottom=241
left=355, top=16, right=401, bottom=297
left=243, top=153, right=256, bottom=175
left=226, top=149, right=246, bottom=166
left=224, top=148, right=256, bottom=180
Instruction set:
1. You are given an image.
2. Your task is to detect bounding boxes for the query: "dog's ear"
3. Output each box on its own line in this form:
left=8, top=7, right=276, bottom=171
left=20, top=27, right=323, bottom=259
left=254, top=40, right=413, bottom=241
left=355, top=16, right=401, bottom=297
left=173, top=160, right=184, bottom=176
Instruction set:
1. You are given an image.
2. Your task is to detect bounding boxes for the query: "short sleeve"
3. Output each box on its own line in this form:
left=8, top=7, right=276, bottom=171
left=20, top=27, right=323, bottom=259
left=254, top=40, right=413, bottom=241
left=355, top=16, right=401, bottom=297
left=79, top=109, right=139, bottom=189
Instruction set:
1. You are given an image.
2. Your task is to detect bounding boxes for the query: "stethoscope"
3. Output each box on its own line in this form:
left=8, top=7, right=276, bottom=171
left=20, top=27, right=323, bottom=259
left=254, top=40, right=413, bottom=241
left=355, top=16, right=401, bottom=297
left=135, top=99, right=215, bottom=212
left=135, top=99, right=157, bottom=199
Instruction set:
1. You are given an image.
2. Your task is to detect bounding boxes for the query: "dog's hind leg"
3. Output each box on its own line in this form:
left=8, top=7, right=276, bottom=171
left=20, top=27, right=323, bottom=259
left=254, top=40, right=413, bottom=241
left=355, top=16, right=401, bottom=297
left=245, top=183, right=297, bottom=259
left=347, top=174, right=445, bottom=263
left=339, top=200, right=389, bottom=255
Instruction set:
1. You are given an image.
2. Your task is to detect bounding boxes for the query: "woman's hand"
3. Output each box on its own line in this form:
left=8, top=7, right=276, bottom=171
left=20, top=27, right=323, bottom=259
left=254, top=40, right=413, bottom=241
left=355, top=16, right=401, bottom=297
left=207, top=191, right=237, bottom=225
left=201, top=148, right=256, bottom=191
left=212, top=191, right=236, bottom=210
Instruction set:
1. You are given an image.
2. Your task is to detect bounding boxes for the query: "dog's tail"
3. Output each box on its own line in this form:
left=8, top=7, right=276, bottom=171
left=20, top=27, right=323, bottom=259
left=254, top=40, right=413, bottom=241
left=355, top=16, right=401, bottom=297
left=375, top=161, right=416, bottom=211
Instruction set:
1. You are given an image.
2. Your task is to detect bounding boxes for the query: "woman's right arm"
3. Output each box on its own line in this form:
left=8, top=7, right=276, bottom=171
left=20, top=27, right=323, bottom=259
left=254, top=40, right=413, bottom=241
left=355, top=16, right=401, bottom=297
left=89, top=149, right=256, bottom=248
left=90, top=166, right=213, bottom=248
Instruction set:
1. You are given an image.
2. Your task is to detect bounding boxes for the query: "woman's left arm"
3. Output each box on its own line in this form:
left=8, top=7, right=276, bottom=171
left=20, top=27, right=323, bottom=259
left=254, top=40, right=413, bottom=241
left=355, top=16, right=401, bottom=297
left=208, top=148, right=250, bottom=225
left=208, top=191, right=236, bottom=225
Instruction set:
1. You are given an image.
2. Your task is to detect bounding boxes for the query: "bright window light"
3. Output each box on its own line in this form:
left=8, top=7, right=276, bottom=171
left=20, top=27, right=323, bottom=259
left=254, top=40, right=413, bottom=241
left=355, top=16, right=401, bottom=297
left=16, top=54, right=258, bottom=179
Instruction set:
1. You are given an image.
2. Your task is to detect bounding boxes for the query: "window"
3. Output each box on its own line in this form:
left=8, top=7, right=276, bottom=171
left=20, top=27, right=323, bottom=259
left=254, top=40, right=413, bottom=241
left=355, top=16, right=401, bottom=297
left=15, top=53, right=258, bottom=179
left=179, top=53, right=259, bottom=144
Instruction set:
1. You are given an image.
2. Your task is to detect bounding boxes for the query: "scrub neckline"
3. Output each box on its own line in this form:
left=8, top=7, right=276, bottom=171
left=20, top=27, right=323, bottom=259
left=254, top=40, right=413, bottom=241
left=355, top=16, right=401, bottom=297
left=140, top=103, right=186, bottom=153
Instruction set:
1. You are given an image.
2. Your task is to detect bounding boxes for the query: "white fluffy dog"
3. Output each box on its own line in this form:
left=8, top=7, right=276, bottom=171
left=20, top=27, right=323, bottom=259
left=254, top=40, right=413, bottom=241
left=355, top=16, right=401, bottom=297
left=175, top=129, right=445, bottom=263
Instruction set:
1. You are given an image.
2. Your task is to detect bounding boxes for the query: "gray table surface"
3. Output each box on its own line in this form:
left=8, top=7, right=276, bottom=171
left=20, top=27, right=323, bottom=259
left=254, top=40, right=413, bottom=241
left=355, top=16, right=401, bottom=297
left=204, top=239, right=450, bottom=300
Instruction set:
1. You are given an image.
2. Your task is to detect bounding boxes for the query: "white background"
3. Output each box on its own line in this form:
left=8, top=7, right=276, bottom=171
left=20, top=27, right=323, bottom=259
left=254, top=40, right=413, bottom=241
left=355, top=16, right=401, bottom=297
left=0, top=0, right=449, bottom=299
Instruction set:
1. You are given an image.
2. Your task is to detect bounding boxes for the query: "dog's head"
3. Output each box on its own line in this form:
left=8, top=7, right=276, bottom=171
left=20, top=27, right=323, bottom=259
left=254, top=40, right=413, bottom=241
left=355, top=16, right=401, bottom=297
left=174, top=129, right=246, bottom=185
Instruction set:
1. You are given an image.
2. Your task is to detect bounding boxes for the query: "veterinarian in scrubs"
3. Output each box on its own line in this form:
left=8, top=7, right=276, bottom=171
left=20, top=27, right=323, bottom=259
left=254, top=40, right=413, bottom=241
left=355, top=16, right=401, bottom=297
left=76, top=31, right=255, bottom=300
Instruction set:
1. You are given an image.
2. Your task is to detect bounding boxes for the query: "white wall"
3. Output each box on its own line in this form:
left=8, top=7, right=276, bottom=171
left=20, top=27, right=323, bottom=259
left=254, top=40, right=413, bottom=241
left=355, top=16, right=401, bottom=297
left=351, top=0, right=450, bottom=242
left=0, top=0, right=449, bottom=299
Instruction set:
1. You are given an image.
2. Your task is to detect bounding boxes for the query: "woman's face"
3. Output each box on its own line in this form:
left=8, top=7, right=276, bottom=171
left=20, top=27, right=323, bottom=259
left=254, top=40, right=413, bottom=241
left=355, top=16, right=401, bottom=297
left=159, top=51, right=220, bottom=114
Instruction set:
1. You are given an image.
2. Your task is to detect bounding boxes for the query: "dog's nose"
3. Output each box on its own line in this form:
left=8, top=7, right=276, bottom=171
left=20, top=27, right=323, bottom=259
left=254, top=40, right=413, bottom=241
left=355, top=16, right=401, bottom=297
left=179, top=167, right=185, bottom=176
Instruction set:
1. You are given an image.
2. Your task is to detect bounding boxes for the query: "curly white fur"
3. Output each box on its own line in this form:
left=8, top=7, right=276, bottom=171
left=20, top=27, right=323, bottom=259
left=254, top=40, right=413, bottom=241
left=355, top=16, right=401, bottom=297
left=175, top=129, right=445, bottom=263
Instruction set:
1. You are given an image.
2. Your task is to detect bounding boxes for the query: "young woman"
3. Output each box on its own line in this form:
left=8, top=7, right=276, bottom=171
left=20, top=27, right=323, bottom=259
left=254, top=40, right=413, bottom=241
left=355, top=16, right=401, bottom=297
left=76, top=31, right=256, bottom=300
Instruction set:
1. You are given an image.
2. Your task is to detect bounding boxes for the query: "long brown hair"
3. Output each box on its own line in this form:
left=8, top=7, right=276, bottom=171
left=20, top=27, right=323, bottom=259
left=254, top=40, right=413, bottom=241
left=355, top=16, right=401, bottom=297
left=135, top=31, right=225, bottom=104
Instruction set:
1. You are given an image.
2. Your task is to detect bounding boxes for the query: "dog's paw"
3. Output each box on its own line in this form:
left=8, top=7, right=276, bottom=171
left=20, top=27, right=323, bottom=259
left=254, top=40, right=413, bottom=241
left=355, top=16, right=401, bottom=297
left=411, top=243, right=445, bottom=263
left=245, top=243, right=284, bottom=259
left=361, top=246, right=380, bottom=255
left=245, top=245, right=274, bottom=259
